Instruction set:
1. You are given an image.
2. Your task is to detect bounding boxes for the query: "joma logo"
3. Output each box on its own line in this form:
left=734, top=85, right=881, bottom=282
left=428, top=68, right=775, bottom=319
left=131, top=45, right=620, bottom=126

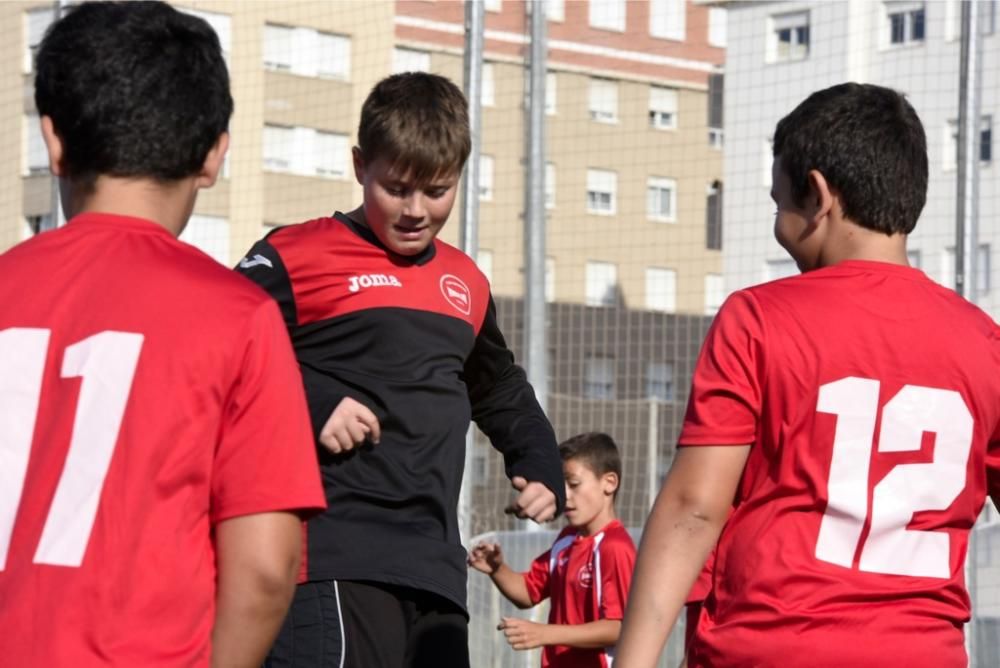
left=348, top=273, right=403, bottom=293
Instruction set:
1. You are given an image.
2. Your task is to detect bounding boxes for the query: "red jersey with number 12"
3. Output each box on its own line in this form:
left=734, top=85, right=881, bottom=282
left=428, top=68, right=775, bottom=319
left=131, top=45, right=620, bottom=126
left=680, top=260, right=1000, bottom=668
left=0, top=213, right=326, bottom=666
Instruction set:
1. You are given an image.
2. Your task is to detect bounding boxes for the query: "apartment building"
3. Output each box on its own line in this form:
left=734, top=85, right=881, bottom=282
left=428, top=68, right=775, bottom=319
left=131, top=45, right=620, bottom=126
left=720, top=0, right=999, bottom=315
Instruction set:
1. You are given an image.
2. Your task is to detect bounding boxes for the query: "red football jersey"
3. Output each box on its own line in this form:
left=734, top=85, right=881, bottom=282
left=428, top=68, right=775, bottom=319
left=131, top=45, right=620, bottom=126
left=523, top=520, right=636, bottom=668
left=680, top=261, right=1000, bottom=668
left=0, top=213, right=326, bottom=666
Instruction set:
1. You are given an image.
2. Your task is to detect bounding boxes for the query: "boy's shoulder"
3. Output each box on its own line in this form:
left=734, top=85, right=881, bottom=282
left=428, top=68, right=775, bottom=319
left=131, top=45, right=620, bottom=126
left=597, top=520, right=636, bottom=552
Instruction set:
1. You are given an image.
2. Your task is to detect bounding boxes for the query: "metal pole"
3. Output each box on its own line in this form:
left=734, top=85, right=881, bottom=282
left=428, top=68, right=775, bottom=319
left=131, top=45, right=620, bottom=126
left=957, top=5, right=983, bottom=662
left=647, top=398, right=659, bottom=510
left=524, top=0, right=548, bottom=412
left=458, top=0, right=485, bottom=549
left=955, top=0, right=981, bottom=302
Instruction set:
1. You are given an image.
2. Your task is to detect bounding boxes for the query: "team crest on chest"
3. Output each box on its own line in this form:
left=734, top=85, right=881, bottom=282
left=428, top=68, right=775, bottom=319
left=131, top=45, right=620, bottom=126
left=576, top=563, right=594, bottom=589
left=440, top=274, right=472, bottom=315
left=348, top=273, right=403, bottom=293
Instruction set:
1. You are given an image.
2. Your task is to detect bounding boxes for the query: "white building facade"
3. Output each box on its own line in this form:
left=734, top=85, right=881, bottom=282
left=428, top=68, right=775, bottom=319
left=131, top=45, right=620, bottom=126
left=720, top=0, right=999, bottom=316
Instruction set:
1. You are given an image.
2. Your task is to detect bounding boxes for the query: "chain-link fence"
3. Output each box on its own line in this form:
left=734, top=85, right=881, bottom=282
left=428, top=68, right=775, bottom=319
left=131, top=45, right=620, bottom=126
left=3, top=0, right=998, bottom=665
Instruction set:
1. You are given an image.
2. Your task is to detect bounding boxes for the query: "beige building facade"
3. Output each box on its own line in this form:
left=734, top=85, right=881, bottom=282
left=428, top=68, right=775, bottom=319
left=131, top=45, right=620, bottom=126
left=3, top=0, right=724, bottom=316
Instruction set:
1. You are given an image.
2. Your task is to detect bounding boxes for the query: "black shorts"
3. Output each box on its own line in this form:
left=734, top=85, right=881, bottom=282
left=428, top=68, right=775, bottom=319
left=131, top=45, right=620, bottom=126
left=264, top=579, right=470, bottom=668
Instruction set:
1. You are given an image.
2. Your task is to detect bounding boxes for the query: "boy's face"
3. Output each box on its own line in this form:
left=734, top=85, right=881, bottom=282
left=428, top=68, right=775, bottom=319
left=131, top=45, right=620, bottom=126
left=563, top=458, right=616, bottom=533
left=353, top=150, right=459, bottom=257
left=771, top=156, right=823, bottom=272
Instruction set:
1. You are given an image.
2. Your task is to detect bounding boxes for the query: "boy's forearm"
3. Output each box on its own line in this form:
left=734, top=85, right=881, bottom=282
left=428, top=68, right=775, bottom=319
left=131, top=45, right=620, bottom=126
left=616, top=445, right=749, bottom=668
left=541, top=619, right=622, bottom=649
left=490, top=564, right=533, bottom=608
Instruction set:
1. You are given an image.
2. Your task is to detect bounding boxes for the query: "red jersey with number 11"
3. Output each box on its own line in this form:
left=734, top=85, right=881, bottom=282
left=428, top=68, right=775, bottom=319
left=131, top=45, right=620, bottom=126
left=0, top=213, right=326, bottom=666
left=680, top=260, right=1000, bottom=668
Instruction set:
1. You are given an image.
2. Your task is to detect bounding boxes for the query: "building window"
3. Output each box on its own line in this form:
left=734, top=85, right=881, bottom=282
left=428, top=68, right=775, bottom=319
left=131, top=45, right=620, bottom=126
left=584, top=354, right=616, bottom=399
left=314, top=131, right=349, bottom=178
left=945, top=116, right=993, bottom=170
left=907, top=249, right=922, bottom=269
left=586, top=169, right=617, bottom=215
left=180, top=214, right=230, bottom=265
left=706, top=181, right=723, bottom=250
left=764, top=258, right=798, bottom=282
left=709, top=7, right=727, bottom=47
left=885, top=2, right=925, bottom=45
left=481, top=62, right=496, bottom=107
left=24, top=7, right=54, bottom=74
left=527, top=0, right=566, bottom=21
left=585, top=261, right=618, bottom=307
left=650, top=0, right=686, bottom=40
left=647, top=177, right=677, bottom=222
left=645, top=267, right=677, bottom=312
left=479, top=155, right=494, bottom=201
left=767, top=11, right=810, bottom=63
left=708, top=73, right=724, bottom=148
left=25, top=214, right=55, bottom=236
left=943, top=245, right=991, bottom=294
left=646, top=362, right=675, bottom=401
left=705, top=274, right=725, bottom=315
left=393, top=47, right=430, bottom=74
left=263, top=124, right=348, bottom=179
left=264, top=25, right=351, bottom=80
left=545, top=257, right=556, bottom=302
left=485, top=0, right=502, bottom=12
left=545, top=162, right=556, bottom=209
left=24, top=114, right=48, bottom=176
left=649, top=86, right=678, bottom=130
left=589, top=0, right=626, bottom=32
left=476, top=249, right=493, bottom=283
left=588, top=78, right=619, bottom=123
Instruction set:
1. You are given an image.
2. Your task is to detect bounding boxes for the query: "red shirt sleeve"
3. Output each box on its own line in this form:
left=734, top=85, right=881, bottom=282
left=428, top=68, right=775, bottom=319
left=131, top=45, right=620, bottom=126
left=210, top=299, right=326, bottom=523
left=678, top=290, right=766, bottom=447
left=597, top=531, right=636, bottom=620
left=686, top=548, right=715, bottom=604
left=524, top=545, right=554, bottom=605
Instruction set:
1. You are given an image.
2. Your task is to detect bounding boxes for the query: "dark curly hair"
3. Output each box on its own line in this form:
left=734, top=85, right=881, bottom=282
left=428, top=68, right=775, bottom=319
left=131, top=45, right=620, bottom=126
left=34, top=1, right=233, bottom=190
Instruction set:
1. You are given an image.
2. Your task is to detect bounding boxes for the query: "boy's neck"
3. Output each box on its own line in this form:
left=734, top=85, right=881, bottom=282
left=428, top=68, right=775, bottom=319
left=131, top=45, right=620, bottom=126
left=580, top=507, right=618, bottom=537
left=63, top=175, right=199, bottom=238
left=816, top=218, right=910, bottom=269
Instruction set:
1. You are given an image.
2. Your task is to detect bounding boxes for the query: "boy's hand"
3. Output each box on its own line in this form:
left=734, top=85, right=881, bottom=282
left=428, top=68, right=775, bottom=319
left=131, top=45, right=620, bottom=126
left=467, top=542, right=505, bottom=574
left=505, top=476, right=557, bottom=523
left=319, top=397, right=381, bottom=454
left=497, top=617, right=546, bottom=650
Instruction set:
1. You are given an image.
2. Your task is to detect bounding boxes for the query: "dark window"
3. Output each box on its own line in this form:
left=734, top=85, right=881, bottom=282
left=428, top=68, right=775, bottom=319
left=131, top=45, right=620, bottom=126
left=706, top=181, right=723, bottom=251
left=890, top=13, right=906, bottom=43
left=911, top=9, right=925, bottom=41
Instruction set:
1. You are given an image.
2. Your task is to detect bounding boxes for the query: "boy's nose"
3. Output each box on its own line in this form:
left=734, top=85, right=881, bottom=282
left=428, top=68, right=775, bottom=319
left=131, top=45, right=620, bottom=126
left=403, top=193, right=427, bottom=219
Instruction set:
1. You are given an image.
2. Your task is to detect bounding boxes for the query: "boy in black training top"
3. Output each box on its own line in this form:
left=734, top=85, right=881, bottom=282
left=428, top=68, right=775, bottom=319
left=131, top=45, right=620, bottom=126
left=237, top=72, right=566, bottom=668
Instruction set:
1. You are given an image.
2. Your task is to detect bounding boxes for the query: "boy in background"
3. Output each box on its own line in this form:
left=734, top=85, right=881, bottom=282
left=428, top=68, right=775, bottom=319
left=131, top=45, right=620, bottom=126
left=469, top=432, right=636, bottom=668
left=617, top=83, right=1000, bottom=668
left=237, top=72, right=565, bottom=668
left=0, top=3, right=326, bottom=666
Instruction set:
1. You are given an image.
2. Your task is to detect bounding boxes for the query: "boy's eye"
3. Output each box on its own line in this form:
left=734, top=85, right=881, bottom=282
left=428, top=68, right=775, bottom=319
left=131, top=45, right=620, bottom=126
left=386, top=187, right=405, bottom=197
left=426, top=188, right=449, bottom=199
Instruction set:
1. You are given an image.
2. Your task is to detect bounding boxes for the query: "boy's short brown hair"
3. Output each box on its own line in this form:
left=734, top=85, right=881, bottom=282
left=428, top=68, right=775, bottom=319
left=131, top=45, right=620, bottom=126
left=357, top=72, right=471, bottom=184
left=559, top=432, right=622, bottom=483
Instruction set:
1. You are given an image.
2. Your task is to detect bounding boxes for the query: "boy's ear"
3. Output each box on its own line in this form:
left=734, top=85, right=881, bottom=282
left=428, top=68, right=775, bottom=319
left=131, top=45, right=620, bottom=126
left=352, top=146, right=366, bottom=186
left=602, top=472, right=620, bottom=497
left=806, top=169, right=836, bottom=224
left=195, top=132, right=230, bottom=189
left=40, top=116, right=66, bottom=177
